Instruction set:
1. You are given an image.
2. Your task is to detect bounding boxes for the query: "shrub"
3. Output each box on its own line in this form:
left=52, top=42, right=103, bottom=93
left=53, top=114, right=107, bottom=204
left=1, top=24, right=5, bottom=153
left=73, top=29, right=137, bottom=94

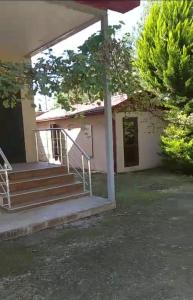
left=161, top=111, right=193, bottom=173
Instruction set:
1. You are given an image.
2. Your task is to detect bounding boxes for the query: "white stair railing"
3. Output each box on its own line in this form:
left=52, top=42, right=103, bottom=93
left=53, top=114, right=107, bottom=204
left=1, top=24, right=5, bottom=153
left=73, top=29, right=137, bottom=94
left=0, top=147, right=12, bottom=208
left=34, top=128, right=92, bottom=196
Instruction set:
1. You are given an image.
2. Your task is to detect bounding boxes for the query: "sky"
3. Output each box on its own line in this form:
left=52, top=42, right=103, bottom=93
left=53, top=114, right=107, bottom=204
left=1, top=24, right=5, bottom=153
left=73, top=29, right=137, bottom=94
left=33, top=4, right=144, bottom=111
left=33, top=5, right=143, bottom=60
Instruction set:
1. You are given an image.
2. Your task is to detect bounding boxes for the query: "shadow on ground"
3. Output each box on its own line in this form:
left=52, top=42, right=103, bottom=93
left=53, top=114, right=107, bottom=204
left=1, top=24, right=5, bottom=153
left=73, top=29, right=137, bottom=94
left=0, top=168, right=193, bottom=300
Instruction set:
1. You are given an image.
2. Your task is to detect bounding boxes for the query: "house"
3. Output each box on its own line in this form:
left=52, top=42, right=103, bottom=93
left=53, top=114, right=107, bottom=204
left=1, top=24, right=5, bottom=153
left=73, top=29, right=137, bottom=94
left=36, top=95, right=165, bottom=173
left=0, top=1, right=141, bottom=239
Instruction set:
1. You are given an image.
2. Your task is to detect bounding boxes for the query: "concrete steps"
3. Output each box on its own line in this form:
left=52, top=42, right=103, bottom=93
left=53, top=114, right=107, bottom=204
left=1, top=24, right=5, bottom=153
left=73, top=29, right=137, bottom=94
left=8, top=166, right=67, bottom=181
left=7, top=191, right=90, bottom=212
left=2, top=166, right=88, bottom=211
left=9, top=173, right=75, bottom=192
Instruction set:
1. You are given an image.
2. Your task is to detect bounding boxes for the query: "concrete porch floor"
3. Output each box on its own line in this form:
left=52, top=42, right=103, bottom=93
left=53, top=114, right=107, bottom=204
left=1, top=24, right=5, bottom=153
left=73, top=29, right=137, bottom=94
left=0, top=196, right=115, bottom=240
left=11, top=162, right=60, bottom=171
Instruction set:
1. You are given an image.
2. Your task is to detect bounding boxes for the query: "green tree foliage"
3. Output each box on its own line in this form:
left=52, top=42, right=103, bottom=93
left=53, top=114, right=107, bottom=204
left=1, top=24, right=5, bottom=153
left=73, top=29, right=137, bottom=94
left=33, top=24, right=138, bottom=108
left=136, top=0, right=193, bottom=173
left=0, top=24, right=140, bottom=109
left=0, top=58, right=55, bottom=108
left=161, top=109, right=193, bottom=173
left=0, top=24, right=157, bottom=112
left=33, top=24, right=159, bottom=111
left=136, top=0, right=193, bottom=108
left=0, top=61, right=32, bottom=107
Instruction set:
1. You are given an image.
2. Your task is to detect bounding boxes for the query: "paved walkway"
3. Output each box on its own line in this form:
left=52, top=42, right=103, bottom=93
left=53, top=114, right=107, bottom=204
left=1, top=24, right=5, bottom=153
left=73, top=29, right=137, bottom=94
left=0, top=196, right=115, bottom=240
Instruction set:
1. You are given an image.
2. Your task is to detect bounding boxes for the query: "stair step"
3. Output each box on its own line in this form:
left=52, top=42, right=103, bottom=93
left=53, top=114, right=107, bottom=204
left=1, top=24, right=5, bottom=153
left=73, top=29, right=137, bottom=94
left=4, top=191, right=90, bottom=212
left=9, top=166, right=67, bottom=181
left=7, top=182, right=84, bottom=205
left=9, top=173, right=75, bottom=192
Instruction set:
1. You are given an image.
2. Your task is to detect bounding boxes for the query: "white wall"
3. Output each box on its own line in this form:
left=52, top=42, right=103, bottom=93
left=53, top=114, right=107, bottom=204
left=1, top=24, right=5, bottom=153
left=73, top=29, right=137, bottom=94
left=115, top=111, right=165, bottom=173
left=21, top=88, right=37, bottom=163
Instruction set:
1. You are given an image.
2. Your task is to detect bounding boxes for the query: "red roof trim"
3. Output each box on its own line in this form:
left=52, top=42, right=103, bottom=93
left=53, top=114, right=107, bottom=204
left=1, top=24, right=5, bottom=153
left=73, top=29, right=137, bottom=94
left=36, top=110, right=104, bottom=123
left=36, top=99, right=128, bottom=123
left=76, top=1, right=140, bottom=13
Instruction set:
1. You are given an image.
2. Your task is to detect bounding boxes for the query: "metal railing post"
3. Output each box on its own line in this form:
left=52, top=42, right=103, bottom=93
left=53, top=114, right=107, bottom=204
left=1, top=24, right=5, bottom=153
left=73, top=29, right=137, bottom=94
left=5, top=168, right=11, bottom=208
left=46, top=130, right=50, bottom=162
left=81, top=154, right=86, bottom=191
left=0, top=149, right=12, bottom=208
left=65, top=134, right=70, bottom=173
left=34, top=128, right=93, bottom=196
left=55, top=129, right=59, bottom=161
left=88, top=159, right=92, bottom=196
left=59, top=130, right=63, bottom=165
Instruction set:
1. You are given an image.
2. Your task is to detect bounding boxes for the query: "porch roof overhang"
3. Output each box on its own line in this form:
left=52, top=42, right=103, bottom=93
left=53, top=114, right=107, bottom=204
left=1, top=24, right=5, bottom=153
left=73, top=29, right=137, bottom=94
left=0, top=0, right=140, bottom=60
left=0, top=1, right=103, bottom=60
left=77, top=1, right=140, bottom=13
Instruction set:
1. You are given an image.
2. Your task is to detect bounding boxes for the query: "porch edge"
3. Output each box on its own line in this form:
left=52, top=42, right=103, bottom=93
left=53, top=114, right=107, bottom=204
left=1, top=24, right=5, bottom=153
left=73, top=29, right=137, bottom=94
left=0, top=200, right=115, bottom=241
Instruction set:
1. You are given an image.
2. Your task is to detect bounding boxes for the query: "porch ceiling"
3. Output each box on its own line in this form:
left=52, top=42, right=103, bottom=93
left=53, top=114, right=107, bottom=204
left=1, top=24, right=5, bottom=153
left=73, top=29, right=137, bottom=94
left=0, top=1, right=104, bottom=60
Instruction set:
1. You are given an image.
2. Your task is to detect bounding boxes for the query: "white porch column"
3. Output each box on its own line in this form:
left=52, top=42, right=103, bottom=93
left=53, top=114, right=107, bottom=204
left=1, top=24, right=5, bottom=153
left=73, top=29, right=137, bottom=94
left=101, top=12, right=116, bottom=203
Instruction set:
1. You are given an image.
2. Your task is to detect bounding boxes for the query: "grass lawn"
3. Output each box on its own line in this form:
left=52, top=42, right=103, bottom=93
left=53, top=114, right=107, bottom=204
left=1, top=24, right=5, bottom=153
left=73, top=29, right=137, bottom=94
left=0, top=168, right=193, bottom=300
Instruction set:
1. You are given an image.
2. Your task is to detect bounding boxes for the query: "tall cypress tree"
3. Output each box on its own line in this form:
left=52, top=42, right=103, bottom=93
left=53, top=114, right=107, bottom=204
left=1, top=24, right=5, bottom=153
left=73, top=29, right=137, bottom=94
left=136, top=0, right=193, bottom=107
left=136, top=0, right=193, bottom=173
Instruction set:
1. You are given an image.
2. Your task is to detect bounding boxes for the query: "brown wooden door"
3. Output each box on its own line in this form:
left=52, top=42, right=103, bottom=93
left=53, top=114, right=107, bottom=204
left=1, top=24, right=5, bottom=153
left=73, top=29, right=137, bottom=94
left=123, top=117, right=139, bottom=167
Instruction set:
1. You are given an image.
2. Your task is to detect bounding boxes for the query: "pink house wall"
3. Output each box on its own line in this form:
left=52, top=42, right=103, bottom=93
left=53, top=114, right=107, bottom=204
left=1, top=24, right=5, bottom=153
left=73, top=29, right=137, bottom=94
left=37, top=114, right=107, bottom=172
left=115, top=111, right=165, bottom=172
left=37, top=110, right=165, bottom=173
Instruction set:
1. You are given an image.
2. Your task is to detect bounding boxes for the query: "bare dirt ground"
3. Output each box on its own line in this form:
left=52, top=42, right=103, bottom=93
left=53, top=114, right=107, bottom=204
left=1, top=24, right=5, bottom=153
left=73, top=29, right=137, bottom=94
left=0, top=169, right=193, bottom=300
